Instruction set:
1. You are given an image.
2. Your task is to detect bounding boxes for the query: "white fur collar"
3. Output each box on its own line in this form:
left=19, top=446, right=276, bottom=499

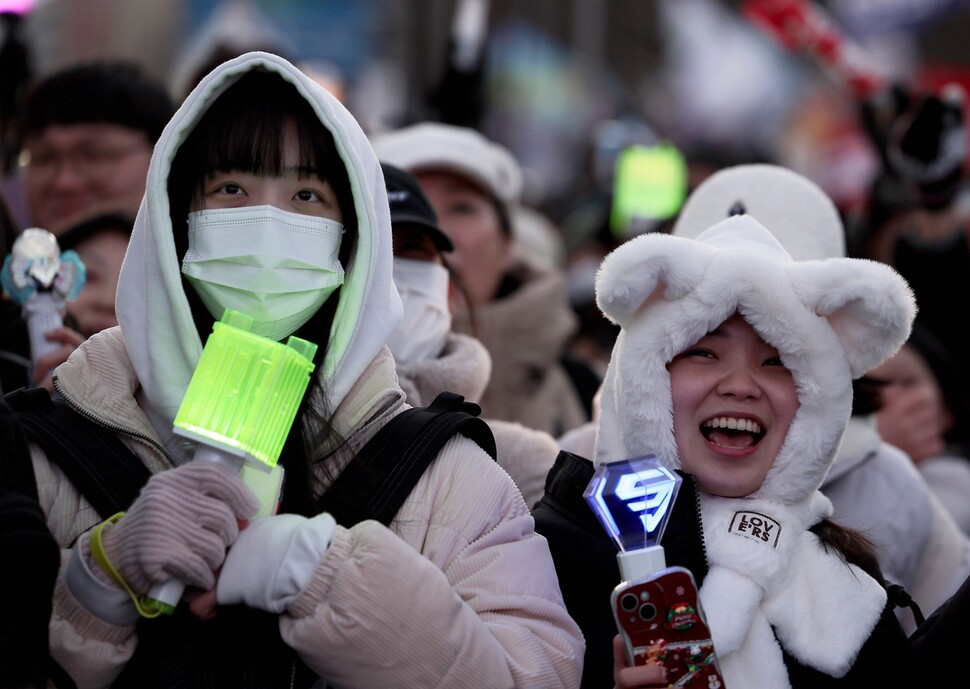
left=699, top=491, right=886, bottom=687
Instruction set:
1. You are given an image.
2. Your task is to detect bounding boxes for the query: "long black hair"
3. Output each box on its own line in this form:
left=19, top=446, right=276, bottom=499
left=167, top=69, right=358, bottom=515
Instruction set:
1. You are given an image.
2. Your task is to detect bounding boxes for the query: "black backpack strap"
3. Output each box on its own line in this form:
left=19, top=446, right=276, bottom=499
left=320, top=391, right=496, bottom=528
left=4, top=387, right=151, bottom=518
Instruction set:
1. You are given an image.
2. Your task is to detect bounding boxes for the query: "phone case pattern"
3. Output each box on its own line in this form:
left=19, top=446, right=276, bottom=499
left=612, top=566, right=726, bottom=688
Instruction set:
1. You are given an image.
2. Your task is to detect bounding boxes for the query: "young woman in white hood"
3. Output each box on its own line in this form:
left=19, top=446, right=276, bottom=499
left=30, top=52, right=583, bottom=689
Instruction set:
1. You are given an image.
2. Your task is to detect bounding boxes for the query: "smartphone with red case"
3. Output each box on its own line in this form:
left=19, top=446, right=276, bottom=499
left=611, top=565, right=725, bottom=688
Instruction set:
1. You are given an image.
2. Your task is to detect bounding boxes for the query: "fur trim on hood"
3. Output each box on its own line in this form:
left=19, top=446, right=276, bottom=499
left=114, top=52, right=401, bottom=461
left=593, top=215, right=916, bottom=504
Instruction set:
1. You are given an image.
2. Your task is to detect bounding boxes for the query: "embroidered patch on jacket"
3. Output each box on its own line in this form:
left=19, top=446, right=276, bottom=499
left=728, top=511, right=781, bottom=547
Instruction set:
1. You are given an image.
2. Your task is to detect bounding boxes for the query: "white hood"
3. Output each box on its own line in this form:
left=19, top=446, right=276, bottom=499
left=115, top=52, right=401, bottom=451
left=593, top=215, right=915, bottom=504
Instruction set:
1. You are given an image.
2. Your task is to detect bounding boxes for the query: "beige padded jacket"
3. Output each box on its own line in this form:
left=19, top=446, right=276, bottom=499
left=37, top=331, right=584, bottom=689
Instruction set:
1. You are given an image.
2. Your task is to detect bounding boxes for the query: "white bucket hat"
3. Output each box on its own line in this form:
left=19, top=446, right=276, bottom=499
left=371, top=122, right=523, bottom=206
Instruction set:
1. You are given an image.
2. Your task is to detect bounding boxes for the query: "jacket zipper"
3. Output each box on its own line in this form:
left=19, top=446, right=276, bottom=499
left=691, top=475, right=710, bottom=566
left=53, top=378, right=173, bottom=463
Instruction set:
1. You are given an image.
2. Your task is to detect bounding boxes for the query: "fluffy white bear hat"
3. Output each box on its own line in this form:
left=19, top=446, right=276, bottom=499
left=593, top=214, right=916, bottom=504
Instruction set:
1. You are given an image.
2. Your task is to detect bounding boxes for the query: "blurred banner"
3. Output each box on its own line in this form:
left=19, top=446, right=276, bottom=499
left=829, top=0, right=970, bottom=37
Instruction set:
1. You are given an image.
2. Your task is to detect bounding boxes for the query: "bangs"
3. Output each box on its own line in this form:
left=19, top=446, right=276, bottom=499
left=200, top=98, right=332, bottom=180
left=194, top=72, right=338, bottom=181
left=167, top=68, right=358, bottom=287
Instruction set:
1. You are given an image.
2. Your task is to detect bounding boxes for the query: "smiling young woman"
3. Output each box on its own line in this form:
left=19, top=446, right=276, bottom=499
left=668, top=313, right=799, bottom=498
left=537, top=212, right=921, bottom=689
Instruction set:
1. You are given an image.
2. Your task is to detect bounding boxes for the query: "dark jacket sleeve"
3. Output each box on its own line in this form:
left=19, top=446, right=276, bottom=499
left=532, top=450, right=922, bottom=688
left=0, top=487, right=61, bottom=688
left=901, top=570, right=970, bottom=685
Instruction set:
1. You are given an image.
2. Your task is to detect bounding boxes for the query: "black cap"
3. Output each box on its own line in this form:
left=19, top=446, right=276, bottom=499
left=381, top=162, right=454, bottom=253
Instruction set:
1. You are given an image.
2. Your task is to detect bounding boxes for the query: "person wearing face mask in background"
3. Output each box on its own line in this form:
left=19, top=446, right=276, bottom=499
left=383, top=163, right=456, bottom=368
left=373, top=123, right=596, bottom=439
left=383, top=162, right=560, bottom=509
left=13, top=52, right=582, bottom=689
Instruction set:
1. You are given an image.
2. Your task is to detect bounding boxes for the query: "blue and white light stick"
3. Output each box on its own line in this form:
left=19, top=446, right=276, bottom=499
left=584, top=455, right=726, bottom=686
left=583, top=454, right=681, bottom=580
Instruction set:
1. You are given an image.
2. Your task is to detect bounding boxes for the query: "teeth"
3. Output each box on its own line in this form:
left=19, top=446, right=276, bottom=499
left=703, top=417, right=762, bottom=434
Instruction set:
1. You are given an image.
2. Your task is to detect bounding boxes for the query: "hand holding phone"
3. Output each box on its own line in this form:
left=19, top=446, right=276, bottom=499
left=612, top=566, right=724, bottom=688
left=584, top=456, right=727, bottom=687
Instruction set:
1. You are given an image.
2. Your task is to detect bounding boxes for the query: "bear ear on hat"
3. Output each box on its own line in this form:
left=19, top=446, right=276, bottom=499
left=595, top=232, right=711, bottom=327
left=791, top=258, right=917, bottom=377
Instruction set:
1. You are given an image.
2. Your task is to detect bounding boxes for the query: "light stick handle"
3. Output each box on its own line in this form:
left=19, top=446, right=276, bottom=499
left=617, top=545, right=667, bottom=582
left=145, top=447, right=246, bottom=613
left=145, top=309, right=317, bottom=614
left=23, top=291, right=64, bottom=364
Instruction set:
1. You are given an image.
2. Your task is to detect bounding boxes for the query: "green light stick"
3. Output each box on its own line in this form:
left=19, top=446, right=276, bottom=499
left=146, top=309, right=317, bottom=614
left=610, top=143, right=687, bottom=239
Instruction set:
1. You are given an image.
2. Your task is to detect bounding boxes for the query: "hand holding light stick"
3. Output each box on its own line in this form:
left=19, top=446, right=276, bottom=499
left=584, top=455, right=726, bottom=687
left=145, top=309, right=318, bottom=614
left=1, top=227, right=86, bottom=371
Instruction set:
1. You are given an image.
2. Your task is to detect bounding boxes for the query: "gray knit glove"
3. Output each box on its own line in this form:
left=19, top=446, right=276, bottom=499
left=102, top=462, right=260, bottom=594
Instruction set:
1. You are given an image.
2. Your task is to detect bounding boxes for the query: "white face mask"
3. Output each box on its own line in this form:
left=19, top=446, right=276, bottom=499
left=182, top=205, right=345, bottom=341
left=387, top=257, right=452, bottom=365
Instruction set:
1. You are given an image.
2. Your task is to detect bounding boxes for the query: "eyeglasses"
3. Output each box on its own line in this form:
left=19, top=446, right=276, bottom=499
left=19, top=143, right=149, bottom=182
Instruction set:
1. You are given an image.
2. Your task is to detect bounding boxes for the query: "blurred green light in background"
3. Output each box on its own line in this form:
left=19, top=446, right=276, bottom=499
left=611, top=143, right=687, bottom=239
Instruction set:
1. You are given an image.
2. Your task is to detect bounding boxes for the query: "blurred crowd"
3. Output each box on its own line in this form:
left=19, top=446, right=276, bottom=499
left=3, top=0, right=970, bottom=687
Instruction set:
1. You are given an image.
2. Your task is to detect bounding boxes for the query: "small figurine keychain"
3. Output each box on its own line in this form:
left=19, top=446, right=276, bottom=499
left=1, top=227, right=86, bottom=374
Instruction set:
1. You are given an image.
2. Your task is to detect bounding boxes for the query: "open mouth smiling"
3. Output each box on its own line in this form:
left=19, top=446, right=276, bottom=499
left=701, top=416, right=765, bottom=449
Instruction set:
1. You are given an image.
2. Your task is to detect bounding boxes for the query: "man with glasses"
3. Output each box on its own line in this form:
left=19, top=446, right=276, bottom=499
left=12, top=60, right=175, bottom=235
